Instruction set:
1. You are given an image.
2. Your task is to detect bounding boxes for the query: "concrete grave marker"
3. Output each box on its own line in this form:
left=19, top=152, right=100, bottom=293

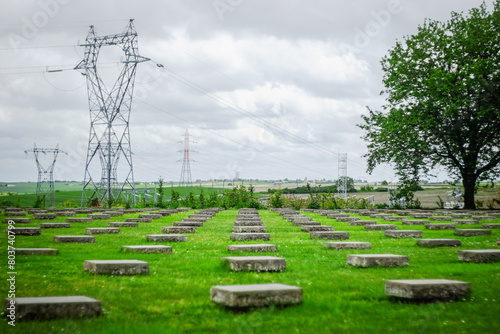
left=385, top=230, right=423, bottom=238
left=416, top=239, right=462, bottom=248
left=14, top=248, right=58, bottom=255
left=83, top=260, right=149, bottom=275
left=230, top=233, right=270, bottom=241
left=210, top=284, right=302, bottom=308
left=227, top=244, right=277, bottom=252
left=85, top=227, right=120, bottom=235
left=39, top=223, right=71, bottom=229
left=458, top=249, right=500, bottom=263
left=54, top=235, right=95, bottom=243
left=146, top=234, right=187, bottom=242
left=385, top=279, right=470, bottom=301
left=454, top=229, right=492, bottom=237
left=122, top=245, right=172, bottom=254
left=4, top=296, right=101, bottom=320
left=221, top=256, right=286, bottom=272
left=324, top=242, right=371, bottom=250
left=310, top=231, right=349, bottom=240
left=347, top=254, right=409, bottom=267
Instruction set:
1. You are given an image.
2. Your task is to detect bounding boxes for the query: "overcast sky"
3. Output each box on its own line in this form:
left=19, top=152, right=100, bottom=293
left=0, top=0, right=493, bottom=184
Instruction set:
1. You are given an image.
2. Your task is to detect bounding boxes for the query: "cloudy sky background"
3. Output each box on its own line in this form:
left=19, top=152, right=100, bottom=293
left=0, top=0, right=493, bottom=184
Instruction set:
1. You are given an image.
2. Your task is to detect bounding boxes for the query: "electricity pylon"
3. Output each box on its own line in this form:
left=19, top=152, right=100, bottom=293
left=24, top=143, right=67, bottom=207
left=75, top=19, right=149, bottom=207
left=178, top=130, right=197, bottom=195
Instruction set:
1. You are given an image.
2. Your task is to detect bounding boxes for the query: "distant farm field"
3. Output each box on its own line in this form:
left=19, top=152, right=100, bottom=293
left=1, top=209, right=499, bottom=333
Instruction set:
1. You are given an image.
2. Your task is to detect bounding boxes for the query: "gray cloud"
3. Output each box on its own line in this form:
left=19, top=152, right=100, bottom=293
left=0, top=0, right=491, bottom=183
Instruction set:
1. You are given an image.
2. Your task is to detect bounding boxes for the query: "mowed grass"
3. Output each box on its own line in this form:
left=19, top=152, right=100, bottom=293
left=0, top=210, right=499, bottom=333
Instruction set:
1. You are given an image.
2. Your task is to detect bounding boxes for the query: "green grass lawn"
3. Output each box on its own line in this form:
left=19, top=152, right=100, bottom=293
left=1, top=210, right=499, bottom=333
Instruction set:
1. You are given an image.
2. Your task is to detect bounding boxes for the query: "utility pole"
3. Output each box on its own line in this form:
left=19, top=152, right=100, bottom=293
left=75, top=19, right=149, bottom=207
left=178, top=129, right=196, bottom=195
left=25, top=143, right=67, bottom=207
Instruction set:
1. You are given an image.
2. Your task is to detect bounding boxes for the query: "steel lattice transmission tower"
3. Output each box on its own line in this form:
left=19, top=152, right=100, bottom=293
left=178, top=130, right=197, bottom=194
left=338, top=153, right=347, bottom=200
left=75, top=19, right=149, bottom=206
left=24, top=143, right=67, bottom=207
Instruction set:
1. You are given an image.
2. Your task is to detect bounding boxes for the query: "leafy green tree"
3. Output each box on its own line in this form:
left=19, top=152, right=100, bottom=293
left=156, top=178, right=165, bottom=208
left=170, top=190, right=180, bottom=209
left=198, top=188, right=206, bottom=209
left=359, top=2, right=500, bottom=209
left=269, top=189, right=285, bottom=208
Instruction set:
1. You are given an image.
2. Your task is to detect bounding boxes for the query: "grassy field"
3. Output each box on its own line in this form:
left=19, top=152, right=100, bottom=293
left=1, top=209, right=499, bottom=333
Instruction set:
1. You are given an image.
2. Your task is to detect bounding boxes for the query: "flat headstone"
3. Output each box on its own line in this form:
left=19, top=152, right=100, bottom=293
left=221, top=256, right=286, bottom=272
left=85, top=227, right=120, bottom=235
left=227, top=244, right=277, bottom=252
left=292, top=221, right=321, bottom=226
left=173, top=221, right=203, bottom=227
left=234, top=220, right=263, bottom=226
left=40, top=223, right=71, bottom=229
left=146, top=234, right=187, bottom=242
left=3, top=218, right=31, bottom=224
left=105, top=212, right=124, bottom=217
left=14, top=248, right=58, bottom=255
left=429, top=216, right=452, bottom=221
left=383, top=216, right=404, bottom=222
left=310, top=231, right=349, bottom=240
left=473, top=216, right=492, bottom=221
left=108, top=222, right=139, bottom=227
left=347, top=254, right=409, bottom=267
left=122, top=245, right=172, bottom=254
left=402, top=220, right=428, bottom=225
left=125, top=218, right=152, bottom=223
left=5, top=211, right=27, bottom=216
left=83, top=260, right=149, bottom=275
left=425, top=223, right=456, bottom=230
left=416, top=239, right=462, bottom=248
left=33, top=213, right=57, bottom=220
left=410, top=213, right=431, bottom=219
left=66, top=217, right=94, bottom=223
left=385, top=230, right=423, bottom=238
left=349, top=220, right=377, bottom=226
left=335, top=217, right=361, bottom=222
left=161, top=226, right=197, bottom=233
left=6, top=227, right=41, bottom=236
left=140, top=214, right=162, bottom=219
left=54, top=235, right=95, bottom=243
left=301, top=225, right=334, bottom=232
left=181, top=217, right=207, bottom=223
left=55, top=211, right=76, bottom=217
left=87, top=214, right=111, bottom=220
left=482, top=223, right=500, bottom=229
left=230, top=233, right=270, bottom=241
left=324, top=242, right=371, bottom=250
left=4, top=296, right=101, bottom=320
left=453, top=220, right=478, bottom=225
left=210, top=283, right=302, bottom=308
left=327, top=213, right=349, bottom=219
left=454, top=229, right=492, bottom=237
left=365, top=224, right=398, bottom=231
left=233, top=226, right=267, bottom=233
left=385, top=279, right=470, bottom=300
left=66, top=217, right=93, bottom=223
left=289, top=217, right=313, bottom=222
left=458, top=249, right=500, bottom=263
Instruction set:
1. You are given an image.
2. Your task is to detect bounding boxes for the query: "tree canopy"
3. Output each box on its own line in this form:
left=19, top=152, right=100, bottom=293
left=358, top=1, right=500, bottom=209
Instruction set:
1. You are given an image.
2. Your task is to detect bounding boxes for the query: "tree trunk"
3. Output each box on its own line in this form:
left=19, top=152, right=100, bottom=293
left=462, top=176, right=477, bottom=210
